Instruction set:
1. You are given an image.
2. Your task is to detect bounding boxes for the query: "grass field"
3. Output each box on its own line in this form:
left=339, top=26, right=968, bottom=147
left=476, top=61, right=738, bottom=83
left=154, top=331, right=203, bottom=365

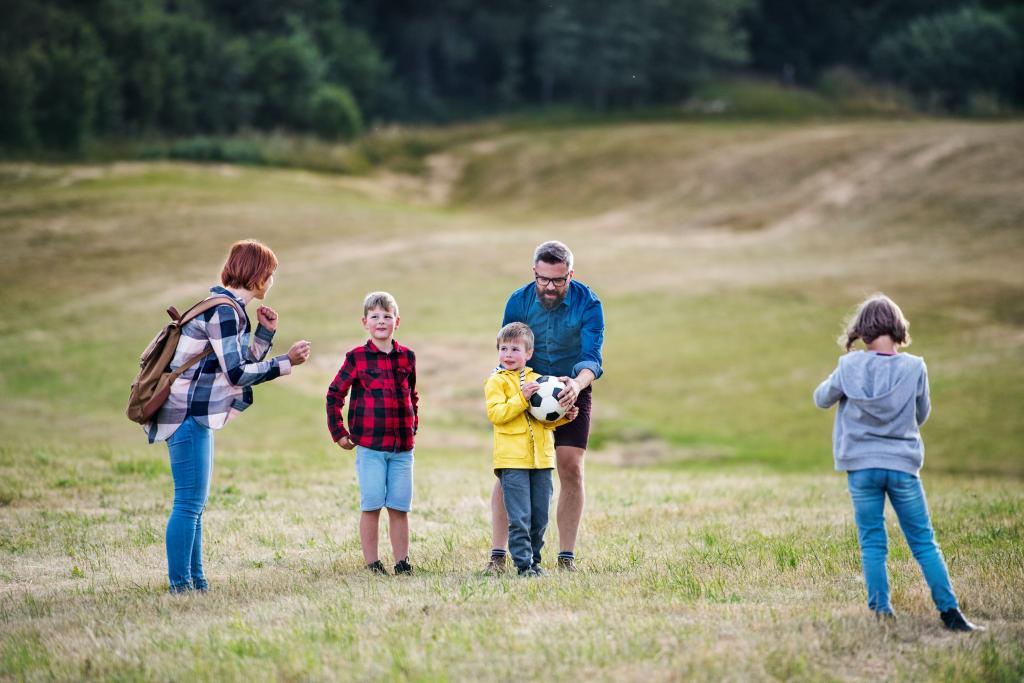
left=1, top=119, right=1023, bottom=681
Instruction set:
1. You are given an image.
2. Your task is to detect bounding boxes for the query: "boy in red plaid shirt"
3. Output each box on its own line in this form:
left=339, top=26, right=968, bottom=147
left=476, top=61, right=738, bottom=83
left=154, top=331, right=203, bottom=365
left=326, top=292, right=418, bottom=575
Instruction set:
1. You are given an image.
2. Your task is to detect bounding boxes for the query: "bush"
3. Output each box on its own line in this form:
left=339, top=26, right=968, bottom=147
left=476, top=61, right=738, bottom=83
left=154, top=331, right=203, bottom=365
left=165, top=136, right=266, bottom=165
left=684, top=79, right=836, bottom=119
left=871, top=8, right=1022, bottom=111
left=815, top=67, right=914, bottom=116
left=310, top=85, right=363, bottom=140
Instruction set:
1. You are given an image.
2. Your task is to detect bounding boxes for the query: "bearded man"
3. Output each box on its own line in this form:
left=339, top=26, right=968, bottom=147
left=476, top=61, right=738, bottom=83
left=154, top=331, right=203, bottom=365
left=486, top=240, right=605, bottom=573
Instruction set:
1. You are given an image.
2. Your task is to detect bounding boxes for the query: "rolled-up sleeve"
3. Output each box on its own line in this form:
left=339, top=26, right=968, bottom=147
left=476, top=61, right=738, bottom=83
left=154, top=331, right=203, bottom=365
left=208, top=305, right=288, bottom=387
left=246, top=324, right=275, bottom=362
left=572, top=293, right=604, bottom=380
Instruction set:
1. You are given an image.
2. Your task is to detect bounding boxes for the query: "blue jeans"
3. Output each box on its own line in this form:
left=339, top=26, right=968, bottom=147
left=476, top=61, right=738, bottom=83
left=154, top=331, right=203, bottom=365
left=847, top=468, right=958, bottom=614
left=165, top=417, right=213, bottom=592
left=355, top=446, right=414, bottom=512
left=499, top=468, right=553, bottom=573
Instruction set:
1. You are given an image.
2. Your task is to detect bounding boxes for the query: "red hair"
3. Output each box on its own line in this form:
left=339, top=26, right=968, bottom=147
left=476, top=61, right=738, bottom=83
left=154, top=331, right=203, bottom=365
left=220, top=240, right=278, bottom=291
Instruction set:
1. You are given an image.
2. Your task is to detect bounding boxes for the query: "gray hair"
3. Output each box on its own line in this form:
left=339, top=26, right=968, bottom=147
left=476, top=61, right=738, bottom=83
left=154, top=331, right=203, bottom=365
left=533, top=240, right=574, bottom=271
left=363, top=291, right=399, bottom=317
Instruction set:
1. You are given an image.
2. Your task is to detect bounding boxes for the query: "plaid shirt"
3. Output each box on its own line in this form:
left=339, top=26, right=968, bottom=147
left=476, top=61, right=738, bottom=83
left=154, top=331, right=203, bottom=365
left=145, top=287, right=292, bottom=443
left=326, top=340, right=418, bottom=451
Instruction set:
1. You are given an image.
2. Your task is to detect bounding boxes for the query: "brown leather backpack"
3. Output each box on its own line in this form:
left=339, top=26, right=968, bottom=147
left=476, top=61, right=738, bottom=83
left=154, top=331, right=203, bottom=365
left=126, top=296, right=239, bottom=424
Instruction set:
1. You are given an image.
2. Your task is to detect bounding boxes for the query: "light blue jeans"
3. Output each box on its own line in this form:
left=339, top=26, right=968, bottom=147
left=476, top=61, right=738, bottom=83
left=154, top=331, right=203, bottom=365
left=499, top=468, right=553, bottom=573
left=165, top=417, right=213, bottom=592
left=847, top=468, right=958, bottom=614
left=355, top=446, right=414, bottom=512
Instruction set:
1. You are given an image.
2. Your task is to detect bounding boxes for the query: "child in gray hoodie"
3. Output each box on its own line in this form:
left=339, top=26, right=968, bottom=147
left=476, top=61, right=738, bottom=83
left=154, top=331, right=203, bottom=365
left=814, top=294, right=984, bottom=632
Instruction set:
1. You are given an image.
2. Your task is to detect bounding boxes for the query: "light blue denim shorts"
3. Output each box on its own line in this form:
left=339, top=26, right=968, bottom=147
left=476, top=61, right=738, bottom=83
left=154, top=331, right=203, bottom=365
left=355, top=446, right=414, bottom=512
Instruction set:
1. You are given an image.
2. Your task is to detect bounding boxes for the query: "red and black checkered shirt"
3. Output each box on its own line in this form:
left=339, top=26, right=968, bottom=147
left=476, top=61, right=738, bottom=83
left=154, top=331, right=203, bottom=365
left=326, top=340, right=418, bottom=451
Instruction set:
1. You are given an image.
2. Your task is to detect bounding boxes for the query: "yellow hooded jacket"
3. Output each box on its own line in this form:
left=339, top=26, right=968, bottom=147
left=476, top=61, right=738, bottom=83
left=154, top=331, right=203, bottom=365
left=485, top=367, right=571, bottom=470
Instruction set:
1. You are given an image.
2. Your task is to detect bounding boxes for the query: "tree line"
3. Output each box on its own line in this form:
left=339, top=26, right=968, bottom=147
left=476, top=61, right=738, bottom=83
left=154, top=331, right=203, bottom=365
left=1, top=0, right=1022, bottom=150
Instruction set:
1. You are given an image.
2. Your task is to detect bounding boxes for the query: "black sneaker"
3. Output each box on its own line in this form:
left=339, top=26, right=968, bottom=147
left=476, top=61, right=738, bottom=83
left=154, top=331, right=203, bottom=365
left=940, top=608, right=986, bottom=632
left=394, top=559, right=413, bottom=575
left=531, top=564, right=549, bottom=577
left=366, top=560, right=389, bottom=575
left=484, top=554, right=507, bottom=575
left=556, top=555, right=578, bottom=572
left=517, top=567, right=539, bottom=577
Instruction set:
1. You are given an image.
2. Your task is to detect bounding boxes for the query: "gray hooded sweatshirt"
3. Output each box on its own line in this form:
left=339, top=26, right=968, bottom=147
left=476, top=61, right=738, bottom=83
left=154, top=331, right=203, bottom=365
left=813, top=351, right=930, bottom=476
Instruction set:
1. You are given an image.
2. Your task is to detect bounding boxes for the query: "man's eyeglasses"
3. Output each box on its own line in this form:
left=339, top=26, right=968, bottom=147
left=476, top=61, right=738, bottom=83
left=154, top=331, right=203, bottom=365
left=535, top=275, right=568, bottom=287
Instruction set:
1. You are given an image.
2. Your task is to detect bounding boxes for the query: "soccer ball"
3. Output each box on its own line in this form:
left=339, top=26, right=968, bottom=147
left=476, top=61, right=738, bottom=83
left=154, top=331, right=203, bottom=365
left=528, top=376, right=568, bottom=422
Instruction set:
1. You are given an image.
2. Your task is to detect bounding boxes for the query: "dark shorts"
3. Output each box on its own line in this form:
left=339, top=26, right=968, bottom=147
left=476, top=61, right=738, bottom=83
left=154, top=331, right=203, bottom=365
left=554, top=385, right=592, bottom=450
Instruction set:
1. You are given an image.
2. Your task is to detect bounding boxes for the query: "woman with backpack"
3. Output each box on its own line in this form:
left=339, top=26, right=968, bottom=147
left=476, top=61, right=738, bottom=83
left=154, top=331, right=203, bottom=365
left=143, top=239, right=311, bottom=593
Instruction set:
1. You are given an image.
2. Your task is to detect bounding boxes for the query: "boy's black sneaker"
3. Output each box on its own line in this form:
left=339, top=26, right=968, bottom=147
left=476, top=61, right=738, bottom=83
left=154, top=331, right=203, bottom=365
left=366, top=560, right=389, bottom=575
left=940, top=608, right=986, bottom=632
left=530, top=564, right=549, bottom=577
left=517, top=567, right=539, bottom=577
left=394, top=559, right=413, bottom=575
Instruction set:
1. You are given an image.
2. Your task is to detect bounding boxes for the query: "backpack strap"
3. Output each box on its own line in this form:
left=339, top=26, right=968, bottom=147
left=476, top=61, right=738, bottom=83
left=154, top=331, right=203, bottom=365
left=169, top=296, right=247, bottom=378
left=170, top=345, right=216, bottom=379
left=178, top=295, right=245, bottom=325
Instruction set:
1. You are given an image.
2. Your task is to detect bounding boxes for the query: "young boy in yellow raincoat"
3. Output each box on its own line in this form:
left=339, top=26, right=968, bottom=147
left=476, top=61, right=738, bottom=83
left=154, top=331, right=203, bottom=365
left=485, top=322, right=577, bottom=576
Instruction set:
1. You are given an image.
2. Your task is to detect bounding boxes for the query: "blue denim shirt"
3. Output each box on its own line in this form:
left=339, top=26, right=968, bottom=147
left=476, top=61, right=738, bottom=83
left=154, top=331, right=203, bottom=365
left=502, top=280, right=604, bottom=380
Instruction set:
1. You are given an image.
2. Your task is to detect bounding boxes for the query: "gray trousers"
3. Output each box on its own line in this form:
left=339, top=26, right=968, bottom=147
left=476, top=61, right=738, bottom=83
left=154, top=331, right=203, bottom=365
left=498, top=468, right=553, bottom=572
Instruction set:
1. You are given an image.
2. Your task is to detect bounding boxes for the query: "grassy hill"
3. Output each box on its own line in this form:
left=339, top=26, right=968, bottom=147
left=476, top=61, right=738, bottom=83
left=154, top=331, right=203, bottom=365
left=1, top=120, right=1022, bottom=680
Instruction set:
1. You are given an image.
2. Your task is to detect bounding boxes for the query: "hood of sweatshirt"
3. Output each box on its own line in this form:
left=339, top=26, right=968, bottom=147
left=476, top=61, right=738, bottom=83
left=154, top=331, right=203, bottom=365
left=837, top=352, right=925, bottom=422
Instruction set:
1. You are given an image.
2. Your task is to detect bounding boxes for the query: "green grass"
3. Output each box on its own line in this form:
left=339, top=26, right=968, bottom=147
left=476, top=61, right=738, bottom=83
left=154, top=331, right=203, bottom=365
left=1, top=119, right=1023, bottom=680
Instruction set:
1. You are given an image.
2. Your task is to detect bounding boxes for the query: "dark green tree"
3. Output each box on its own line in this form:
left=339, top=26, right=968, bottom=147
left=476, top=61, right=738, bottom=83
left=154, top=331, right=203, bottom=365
left=535, top=2, right=583, bottom=106
left=250, top=25, right=325, bottom=130
left=871, top=7, right=1022, bottom=109
left=0, top=55, right=37, bottom=147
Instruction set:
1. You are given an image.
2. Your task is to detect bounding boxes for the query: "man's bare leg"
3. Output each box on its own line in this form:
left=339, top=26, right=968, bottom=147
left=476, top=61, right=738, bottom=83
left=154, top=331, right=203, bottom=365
left=556, top=446, right=585, bottom=556
left=491, top=479, right=509, bottom=549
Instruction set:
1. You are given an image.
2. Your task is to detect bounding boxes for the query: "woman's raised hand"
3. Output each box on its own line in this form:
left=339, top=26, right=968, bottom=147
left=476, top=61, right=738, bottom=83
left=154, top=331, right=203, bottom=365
left=288, top=340, right=311, bottom=366
left=256, top=305, right=278, bottom=331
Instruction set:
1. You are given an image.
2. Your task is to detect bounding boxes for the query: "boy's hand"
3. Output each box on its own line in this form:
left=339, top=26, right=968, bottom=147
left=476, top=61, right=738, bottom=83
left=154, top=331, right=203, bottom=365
left=288, top=340, right=311, bottom=365
left=564, top=405, right=579, bottom=422
left=256, top=305, right=278, bottom=331
left=522, top=381, right=540, bottom=400
left=336, top=435, right=355, bottom=450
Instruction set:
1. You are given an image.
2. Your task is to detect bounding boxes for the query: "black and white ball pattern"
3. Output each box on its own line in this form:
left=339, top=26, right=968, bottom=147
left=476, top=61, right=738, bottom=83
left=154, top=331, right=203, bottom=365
left=528, top=376, right=568, bottom=422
